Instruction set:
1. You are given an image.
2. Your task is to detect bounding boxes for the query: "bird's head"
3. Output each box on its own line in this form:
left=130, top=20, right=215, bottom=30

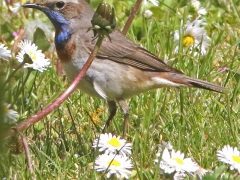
left=22, top=0, right=93, bottom=30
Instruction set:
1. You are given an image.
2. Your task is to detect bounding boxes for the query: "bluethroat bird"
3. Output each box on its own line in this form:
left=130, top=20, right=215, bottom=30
left=23, top=0, right=226, bottom=138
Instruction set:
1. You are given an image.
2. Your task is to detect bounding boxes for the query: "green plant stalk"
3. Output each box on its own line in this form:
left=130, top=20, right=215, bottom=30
left=3, top=61, right=25, bottom=88
left=230, top=0, right=240, bottom=23
left=13, top=69, right=33, bottom=105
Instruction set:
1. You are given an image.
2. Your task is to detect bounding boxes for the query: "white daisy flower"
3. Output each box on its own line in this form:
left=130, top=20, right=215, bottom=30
left=217, top=145, right=240, bottom=173
left=144, top=10, right=153, bottom=18
left=10, top=2, right=21, bottom=14
left=173, top=171, right=186, bottom=180
left=174, top=19, right=210, bottom=55
left=195, top=167, right=208, bottom=179
left=2, top=0, right=7, bottom=7
left=10, top=0, right=27, bottom=14
left=16, top=40, right=50, bottom=72
left=93, top=133, right=132, bottom=156
left=143, top=0, right=158, bottom=6
left=163, top=55, right=175, bottom=63
left=155, top=148, right=199, bottom=176
left=161, top=141, right=173, bottom=151
left=3, top=103, right=19, bottom=124
left=0, top=43, right=11, bottom=61
left=94, top=153, right=133, bottom=179
left=154, top=141, right=173, bottom=156
left=191, top=0, right=207, bottom=15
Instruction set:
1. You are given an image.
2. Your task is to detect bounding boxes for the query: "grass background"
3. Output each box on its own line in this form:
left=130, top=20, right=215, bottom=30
left=0, top=0, right=240, bottom=179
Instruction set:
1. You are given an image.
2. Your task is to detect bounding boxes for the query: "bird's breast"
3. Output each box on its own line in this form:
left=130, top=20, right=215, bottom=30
left=56, top=40, right=76, bottom=63
left=56, top=42, right=76, bottom=63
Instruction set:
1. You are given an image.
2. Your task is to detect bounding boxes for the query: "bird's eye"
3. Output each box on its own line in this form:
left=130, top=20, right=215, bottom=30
left=55, top=1, right=65, bottom=9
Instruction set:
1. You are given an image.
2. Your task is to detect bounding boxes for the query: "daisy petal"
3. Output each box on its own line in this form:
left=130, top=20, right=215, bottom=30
left=93, top=133, right=132, bottom=156
left=94, top=153, right=133, bottom=179
left=16, top=40, right=50, bottom=72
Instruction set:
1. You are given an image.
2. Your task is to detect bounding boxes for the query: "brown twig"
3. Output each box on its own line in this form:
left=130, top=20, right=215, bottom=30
left=21, top=134, right=33, bottom=173
left=1, top=36, right=104, bottom=140
left=122, top=0, right=143, bottom=35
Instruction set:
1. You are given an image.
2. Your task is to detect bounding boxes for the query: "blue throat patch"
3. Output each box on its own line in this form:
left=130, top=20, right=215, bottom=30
left=42, top=9, right=71, bottom=49
left=55, top=28, right=71, bottom=49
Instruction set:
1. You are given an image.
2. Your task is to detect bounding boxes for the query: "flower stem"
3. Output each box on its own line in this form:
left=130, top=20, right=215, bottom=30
left=3, top=61, right=25, bottom=88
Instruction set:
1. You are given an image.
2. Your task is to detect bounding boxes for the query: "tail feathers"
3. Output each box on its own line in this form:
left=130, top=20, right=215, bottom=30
left=183, top=76, right=227, bottom=93
left=157, top=72, right=227, bottom=93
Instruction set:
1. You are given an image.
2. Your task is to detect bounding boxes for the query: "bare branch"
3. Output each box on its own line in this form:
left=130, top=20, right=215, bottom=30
left=122, top=0, right=143, bottom=35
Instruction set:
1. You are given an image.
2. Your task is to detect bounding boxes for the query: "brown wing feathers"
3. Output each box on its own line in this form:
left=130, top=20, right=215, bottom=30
left=96, top=31, right=183, bottom=73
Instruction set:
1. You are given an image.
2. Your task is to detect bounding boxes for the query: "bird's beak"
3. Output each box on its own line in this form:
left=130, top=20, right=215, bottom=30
left=22, top=3, right=45, bottom=10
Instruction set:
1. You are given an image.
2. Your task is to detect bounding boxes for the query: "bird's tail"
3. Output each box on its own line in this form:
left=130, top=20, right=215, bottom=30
left=182, top=75, right=227, bottom=92
left=154, top=72, right=227, bottom=92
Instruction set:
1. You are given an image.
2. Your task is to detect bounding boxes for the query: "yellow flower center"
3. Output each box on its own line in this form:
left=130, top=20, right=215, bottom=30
left=29, top=51, right=37, bottom=61
left=108, top=159, right=121, bottom=167
left=172, top=158, right=184, bottom=165
left=183, top=35, right=194, bottom=47
left=232, top=155, right=240, bottom=163
left=107, top=138, right=121, bottom=147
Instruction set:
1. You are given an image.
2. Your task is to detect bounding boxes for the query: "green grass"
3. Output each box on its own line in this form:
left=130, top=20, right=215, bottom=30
left=1, top=0, right=240, bottom=179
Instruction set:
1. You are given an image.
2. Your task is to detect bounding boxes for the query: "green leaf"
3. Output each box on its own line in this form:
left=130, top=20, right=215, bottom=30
left=233, top=71, right=240, bottom=83
left=212, top=165, right=228, bottom=178
left=33, top=27, right=50, bottom=52
left=203, top=175, right=218, bottom=180
left=149, top=6, right=165, bottom=19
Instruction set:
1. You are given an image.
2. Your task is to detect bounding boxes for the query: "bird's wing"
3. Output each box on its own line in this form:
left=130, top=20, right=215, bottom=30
left=86, top=29, right=183, bottom=74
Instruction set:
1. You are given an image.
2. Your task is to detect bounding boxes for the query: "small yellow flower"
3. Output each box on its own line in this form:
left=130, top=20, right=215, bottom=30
left=90, top=107, right=104, bottom=125
left=90, top=113, right=101, bottom=125
left=96, top=107, right=104, bottom=113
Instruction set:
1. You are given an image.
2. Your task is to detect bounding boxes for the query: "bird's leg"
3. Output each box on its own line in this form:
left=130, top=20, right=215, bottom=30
left=106, top=101, right=117, bottom=126
left=102, top=101, right=117, bottom=133
left=118, top=99, right=129, bottom=139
